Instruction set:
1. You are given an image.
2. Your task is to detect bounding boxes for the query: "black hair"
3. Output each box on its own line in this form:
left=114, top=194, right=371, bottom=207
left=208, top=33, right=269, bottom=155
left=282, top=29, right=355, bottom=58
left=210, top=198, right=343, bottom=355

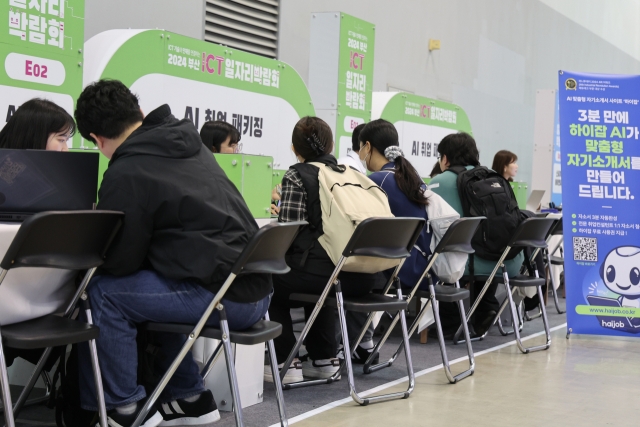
left=492, top=150, right=518, bottom=182
left=437, top=132, right=480, bottom=167
left=200, top=121, right=241, bottom=153
left=0, top=99, right=75, bottom=150
left=429, top=161, right=442, bottom=178
left=292, top=116, right=334, bottom=161
left=74, top=79, right=144, bottom=143
left=360, top=119, right=428, bottom=206
left=351, top=123, right=366, bottom=152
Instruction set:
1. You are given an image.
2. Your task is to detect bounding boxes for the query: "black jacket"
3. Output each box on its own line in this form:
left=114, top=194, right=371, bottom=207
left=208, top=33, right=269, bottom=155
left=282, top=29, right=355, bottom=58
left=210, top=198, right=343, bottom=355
left=96, top=105, right=271, bottom=303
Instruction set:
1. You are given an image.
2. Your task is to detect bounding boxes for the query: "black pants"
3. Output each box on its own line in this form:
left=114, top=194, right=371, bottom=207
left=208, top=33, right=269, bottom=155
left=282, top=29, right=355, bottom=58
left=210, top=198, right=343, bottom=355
left=269, top=268, right=382, bottom=363
left=438, top=279, right=500, bottom=332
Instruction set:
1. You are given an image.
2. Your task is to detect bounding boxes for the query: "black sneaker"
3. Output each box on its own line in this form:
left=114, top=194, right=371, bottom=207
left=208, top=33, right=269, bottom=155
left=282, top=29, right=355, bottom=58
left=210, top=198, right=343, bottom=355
left=351, top=345, right=380, bottom=365
left=473, top=310, right=497, bottom=337
left=99, top=399, right=163, bottom=427
left=158, top=390, right=220, bottom=426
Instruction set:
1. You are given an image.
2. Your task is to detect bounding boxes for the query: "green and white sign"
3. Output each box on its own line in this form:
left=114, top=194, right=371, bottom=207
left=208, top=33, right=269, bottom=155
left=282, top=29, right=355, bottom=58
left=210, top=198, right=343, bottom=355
left=0, top=0, right=84, bottom=145
left=335, top=13, right=374, bottom=158
left=308, top=12, right=375, bottom=158
left=372, top=92, right=473, bottom=177
left=84, top=29, right=315, bottom=169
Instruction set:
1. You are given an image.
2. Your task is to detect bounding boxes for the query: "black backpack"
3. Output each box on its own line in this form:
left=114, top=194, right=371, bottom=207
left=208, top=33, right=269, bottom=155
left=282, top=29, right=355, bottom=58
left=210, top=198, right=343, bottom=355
left=50, top=330, right=163, bottom=427
left=449, top=166, right=522, bottom=261
left=50, top=345, right=98, bottom=427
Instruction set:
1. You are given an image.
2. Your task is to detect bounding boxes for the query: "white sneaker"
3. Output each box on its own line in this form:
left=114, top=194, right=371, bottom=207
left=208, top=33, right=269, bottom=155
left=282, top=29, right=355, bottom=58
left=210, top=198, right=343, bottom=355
left=302, top=358, right=341, bottom=380
left=264, top=359, right=303, bottom=384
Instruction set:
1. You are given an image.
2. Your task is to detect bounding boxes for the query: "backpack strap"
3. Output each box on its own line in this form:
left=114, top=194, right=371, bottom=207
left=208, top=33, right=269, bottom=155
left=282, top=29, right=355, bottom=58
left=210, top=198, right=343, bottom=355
left=448, top=165, right=467, bottom=175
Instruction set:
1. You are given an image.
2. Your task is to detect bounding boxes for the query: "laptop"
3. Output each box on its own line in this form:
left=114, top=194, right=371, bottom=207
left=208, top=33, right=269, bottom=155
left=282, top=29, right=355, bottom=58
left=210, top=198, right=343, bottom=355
left=526, top=189, right=545, bottom=212
left=586, top=295, right=640, bottom=334
left=0, top=149, right=99, bottom=222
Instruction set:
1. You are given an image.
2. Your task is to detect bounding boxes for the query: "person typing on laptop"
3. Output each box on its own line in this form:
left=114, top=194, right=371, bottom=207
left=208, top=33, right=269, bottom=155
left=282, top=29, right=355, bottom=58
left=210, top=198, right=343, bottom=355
left=74, top=80, right=271, bottom=427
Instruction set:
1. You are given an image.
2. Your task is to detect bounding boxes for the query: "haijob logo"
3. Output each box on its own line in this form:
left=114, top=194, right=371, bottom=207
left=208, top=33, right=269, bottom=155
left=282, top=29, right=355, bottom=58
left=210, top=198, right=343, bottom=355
left=602, top=319, right=626, bottom=328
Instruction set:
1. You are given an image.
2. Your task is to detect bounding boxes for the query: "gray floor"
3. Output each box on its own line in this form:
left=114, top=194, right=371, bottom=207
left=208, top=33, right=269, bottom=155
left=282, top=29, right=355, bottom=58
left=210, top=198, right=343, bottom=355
left=10, top=295, right=567, bottom=427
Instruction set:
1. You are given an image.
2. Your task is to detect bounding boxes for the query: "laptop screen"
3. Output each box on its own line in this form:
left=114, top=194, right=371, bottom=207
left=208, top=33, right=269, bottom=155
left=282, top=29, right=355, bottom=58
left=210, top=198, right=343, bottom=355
left=0, top=149, right=99, bottom=221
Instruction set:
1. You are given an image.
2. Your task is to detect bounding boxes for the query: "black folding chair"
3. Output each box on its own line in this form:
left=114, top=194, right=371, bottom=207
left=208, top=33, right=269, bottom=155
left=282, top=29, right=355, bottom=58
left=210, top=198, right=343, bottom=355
left=0, top=211, right=124, bottom=427
left=545, top=218, right=565, bottom=314
left=360, top=218, right=484, bottom=384
left=487, top=218, right=557, bottom=353
left=280, top=217, right=425, bottom=405
left=133, top=221, right=306, bottom=427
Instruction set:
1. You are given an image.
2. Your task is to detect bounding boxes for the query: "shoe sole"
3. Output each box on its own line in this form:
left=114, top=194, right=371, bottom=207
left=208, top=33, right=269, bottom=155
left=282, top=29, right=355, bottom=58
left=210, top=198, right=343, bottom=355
left=145, top=412, right=165, bottom=427
left=264, top=369, right=303, bottom=384
left=158, top=409, right=221, bottom=426
left=302, top=367, right=341, bottom=380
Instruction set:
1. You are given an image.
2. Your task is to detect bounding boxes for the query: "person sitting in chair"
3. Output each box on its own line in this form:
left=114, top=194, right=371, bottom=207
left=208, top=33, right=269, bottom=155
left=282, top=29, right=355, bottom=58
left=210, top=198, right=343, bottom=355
left=74, top=80, right=271, bottom=427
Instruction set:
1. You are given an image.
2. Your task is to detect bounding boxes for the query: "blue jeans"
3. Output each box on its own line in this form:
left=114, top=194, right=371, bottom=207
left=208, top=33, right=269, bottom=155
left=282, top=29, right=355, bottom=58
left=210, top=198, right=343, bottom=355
left=79, top=269, right=270, bottom=410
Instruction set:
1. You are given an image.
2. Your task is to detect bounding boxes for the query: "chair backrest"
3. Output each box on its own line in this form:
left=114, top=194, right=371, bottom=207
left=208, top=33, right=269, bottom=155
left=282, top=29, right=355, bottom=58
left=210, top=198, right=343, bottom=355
left=341, top=217, right=425, bottom=260
left=433, top=217, right=485, bottom=255
left=231, top=221, right=306, bottom=275
left=550, top=217, right=563, bottom=236
left=0, top=210, right=124, bottom=271
left=507, top=217, right=556, bottom=249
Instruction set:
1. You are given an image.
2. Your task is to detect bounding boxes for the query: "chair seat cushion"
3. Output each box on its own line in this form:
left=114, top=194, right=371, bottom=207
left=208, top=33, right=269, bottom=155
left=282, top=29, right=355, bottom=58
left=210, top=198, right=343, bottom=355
left=2, top=315, right=99, bottom=350
left=142, top=320, right=282, bottom=346
left=289, top=293, right=408, bottom=313
left=509, top=275, right=545, bottom=287
left=550, top=256, right=564, bottom=265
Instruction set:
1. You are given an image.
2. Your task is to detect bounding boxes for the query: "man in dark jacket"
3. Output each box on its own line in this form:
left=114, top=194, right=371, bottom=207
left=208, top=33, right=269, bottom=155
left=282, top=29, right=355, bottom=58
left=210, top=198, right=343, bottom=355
left=74, top=80, right=271, bottom=427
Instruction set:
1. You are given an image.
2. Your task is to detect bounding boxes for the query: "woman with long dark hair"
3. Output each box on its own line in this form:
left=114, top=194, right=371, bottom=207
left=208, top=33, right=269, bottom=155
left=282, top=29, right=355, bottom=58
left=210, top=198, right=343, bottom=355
left=266, top=116, right=385, bottom=384
left=0, top=99, right=75, bottom=151
left=358, top=119, right=434, bottom=291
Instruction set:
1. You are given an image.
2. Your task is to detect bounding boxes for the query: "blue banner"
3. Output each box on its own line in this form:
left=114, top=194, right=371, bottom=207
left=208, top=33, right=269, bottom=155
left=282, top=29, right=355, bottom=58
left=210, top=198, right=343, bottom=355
left=559, top=71, right=640, bottom=337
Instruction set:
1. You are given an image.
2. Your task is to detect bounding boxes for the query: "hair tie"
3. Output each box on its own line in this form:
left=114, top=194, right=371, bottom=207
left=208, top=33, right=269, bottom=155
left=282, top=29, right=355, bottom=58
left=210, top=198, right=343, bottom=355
left=384, top=146, right=404, bottom=161
left=306, top=133, right=325, bottom=154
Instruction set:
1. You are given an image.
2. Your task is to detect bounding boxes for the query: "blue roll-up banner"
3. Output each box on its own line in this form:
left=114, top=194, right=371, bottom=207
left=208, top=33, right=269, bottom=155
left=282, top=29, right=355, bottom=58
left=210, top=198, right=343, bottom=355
left=559, top=71, right=640, bottom=337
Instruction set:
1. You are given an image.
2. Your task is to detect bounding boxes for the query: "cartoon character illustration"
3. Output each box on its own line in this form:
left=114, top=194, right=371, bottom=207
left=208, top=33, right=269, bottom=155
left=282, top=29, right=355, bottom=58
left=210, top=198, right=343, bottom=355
left=597, top=246, right=640, bottom=328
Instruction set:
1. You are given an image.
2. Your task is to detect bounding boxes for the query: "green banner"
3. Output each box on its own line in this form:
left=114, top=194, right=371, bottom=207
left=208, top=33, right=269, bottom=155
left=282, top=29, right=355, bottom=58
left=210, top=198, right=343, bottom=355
left=0, top=0, right=84, bottom=146
left=575, top=305, right=640, bottom=319
left=335, top=13, right=375, bottom=158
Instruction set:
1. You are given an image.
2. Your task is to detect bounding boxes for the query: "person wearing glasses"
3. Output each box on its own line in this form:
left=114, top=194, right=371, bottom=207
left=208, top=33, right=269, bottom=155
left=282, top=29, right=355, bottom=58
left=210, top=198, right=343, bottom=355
left=199, top=120, right=241, bottom=154
left=0, top=99, right=75, bottom=151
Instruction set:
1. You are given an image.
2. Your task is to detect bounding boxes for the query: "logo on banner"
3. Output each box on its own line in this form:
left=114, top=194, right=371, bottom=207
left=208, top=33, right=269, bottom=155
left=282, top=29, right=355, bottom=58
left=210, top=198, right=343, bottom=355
left=565, top=78, right=577, bottom=90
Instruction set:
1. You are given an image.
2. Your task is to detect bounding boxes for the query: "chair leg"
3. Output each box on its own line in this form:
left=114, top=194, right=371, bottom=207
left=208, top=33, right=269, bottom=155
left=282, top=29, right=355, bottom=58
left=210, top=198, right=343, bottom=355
left=9, top=347, right=54, bottom=419
left=0, top=333, right=16, bottom=427
left=279, top=264, right=345, bottom=389
left=84, top=304, right=108, bottom=427
left=200, top=341, right=224, bottom=381
left=219, top=306, right=244, bottom=427
left=430, top=286, right=474, bottom=383
left=337, top=286, right=414, bottom=405
left=264, top=312, right=288, bottom=427
left=548, top=262, right=566, bottom=314
left=369, top=296, right=432, bottom=375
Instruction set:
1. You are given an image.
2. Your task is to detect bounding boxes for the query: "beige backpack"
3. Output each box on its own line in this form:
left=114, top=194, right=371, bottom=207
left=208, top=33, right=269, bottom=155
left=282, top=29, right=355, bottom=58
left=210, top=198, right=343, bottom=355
left=309, top=162, right=399, bottom=273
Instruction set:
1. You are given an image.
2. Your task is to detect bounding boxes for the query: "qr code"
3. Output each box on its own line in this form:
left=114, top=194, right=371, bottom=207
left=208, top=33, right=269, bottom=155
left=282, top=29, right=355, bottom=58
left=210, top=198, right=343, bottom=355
left=573, top=237, right=598, bottom=261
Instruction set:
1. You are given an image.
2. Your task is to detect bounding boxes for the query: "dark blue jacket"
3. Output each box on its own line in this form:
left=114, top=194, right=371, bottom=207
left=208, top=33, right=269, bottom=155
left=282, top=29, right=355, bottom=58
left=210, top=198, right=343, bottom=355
left=369, top=163, right=433, bottom=290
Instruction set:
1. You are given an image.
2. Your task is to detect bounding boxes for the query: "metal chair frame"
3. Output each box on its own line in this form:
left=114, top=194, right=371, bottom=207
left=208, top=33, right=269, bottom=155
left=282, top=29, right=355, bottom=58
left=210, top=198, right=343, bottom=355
left=357, top=217, right=486, bottom=383
left=545, top=219, right=566, bottom=314
left=278, top=217, right=424, bottom=405
left=132, top=221, right=306, bottom=427
left=0, top=211, right=124, bottom=427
